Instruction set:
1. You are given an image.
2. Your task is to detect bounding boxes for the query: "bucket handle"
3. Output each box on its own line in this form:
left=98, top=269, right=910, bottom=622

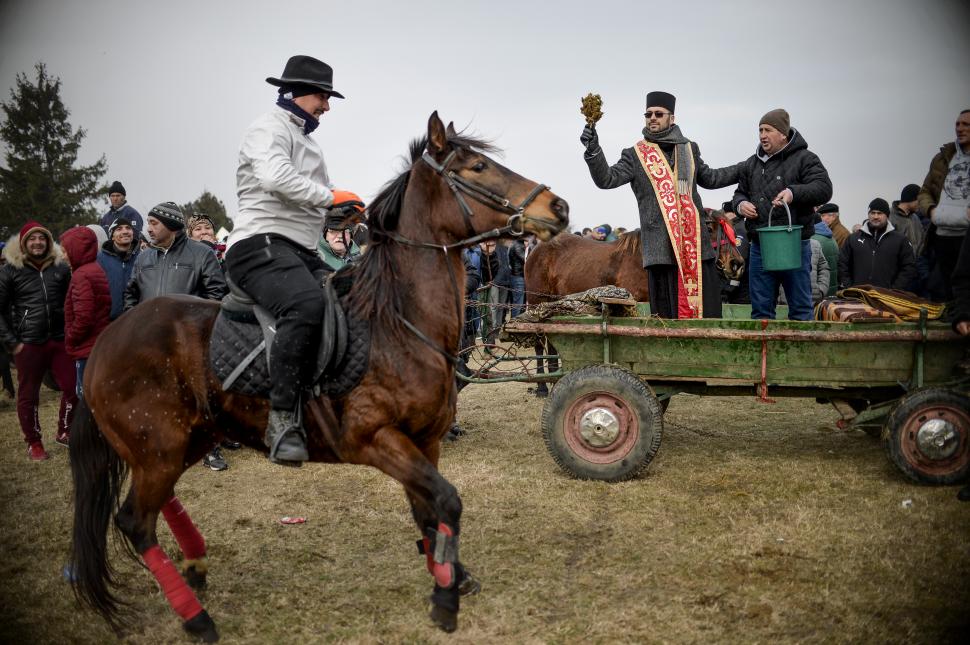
left=767, top=202, right=793, bottom=232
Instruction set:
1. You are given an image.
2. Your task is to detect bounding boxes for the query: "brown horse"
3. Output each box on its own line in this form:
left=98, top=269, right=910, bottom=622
left=69, top=112, right=568, bottom=641
left=524, top=230, right=650, bottom=305
left=523, top=231, right=646, bottom=396
left=523, top=214, right=743, bottom=395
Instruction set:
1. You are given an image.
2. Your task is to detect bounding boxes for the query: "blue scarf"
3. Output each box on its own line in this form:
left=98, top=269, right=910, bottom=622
left=276, top=96, right=319, bottom=135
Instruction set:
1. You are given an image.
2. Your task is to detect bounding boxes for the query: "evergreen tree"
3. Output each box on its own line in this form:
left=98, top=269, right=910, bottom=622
left=0, top=63, right=107, bottom=240
left=181, top=189, right=231, bottom=232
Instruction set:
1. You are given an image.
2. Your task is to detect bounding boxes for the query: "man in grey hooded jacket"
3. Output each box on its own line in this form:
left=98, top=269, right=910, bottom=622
left=918, top=109, right=970, bottom=301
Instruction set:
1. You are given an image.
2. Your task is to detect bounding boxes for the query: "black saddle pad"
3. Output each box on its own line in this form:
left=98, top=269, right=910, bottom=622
left=209, top=270, right=370, bottom=399
left=210, top=313, right=270, bottom=397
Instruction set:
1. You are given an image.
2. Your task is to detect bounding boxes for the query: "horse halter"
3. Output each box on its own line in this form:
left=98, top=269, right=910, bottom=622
left=713, top=220, right=745, bottom=281
left=419, top=147, right=550, bottom=248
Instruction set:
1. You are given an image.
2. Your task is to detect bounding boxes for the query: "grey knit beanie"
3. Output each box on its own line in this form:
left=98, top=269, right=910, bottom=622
left=148, top=202, right=185, bottom=231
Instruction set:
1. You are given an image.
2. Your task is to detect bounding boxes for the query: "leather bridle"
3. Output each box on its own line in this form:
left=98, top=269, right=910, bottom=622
left=380, top=147, right=551, bottom=251
left=380, top=144, right=554, bottom=366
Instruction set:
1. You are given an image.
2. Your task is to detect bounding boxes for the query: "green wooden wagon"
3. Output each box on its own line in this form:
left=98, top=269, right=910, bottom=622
left=494, top=301, right=970, bottom=484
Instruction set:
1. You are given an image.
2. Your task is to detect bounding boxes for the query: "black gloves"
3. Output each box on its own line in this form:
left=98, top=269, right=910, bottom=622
left=580, top=124, right=599, bottom=154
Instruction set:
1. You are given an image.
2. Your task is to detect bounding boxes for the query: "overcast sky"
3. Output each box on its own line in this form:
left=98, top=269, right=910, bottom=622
left=1, top=0, right=968, bottom=232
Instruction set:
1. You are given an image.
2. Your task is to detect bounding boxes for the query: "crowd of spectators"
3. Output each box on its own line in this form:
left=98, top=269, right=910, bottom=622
left=464, top=110, right=967, bottom=337
left=0, top=177, right=381, bottom=466
left=692, top=110, right=969, bottom=314
left=2, top=110, right=968, bottom=472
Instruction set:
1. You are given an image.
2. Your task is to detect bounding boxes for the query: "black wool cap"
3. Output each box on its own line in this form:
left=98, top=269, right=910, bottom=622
left=900, top=184, right=920, bottom=203
left=645, top=91, right=676, bottom=113
left=868, top=198, right=891, bottom=215
left=108, top=180, right=126, bottom=196
left=108, top=217, right=133, bottom=238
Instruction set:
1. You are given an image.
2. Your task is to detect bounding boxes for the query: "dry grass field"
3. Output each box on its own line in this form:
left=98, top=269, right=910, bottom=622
left=1, top=379, right=968, bottom=644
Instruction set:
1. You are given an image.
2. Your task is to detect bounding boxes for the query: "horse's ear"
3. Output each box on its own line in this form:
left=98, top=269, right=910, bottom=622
left=427, top=111, right=448, bottom=155
left=445, top=121, right=457, bottom=137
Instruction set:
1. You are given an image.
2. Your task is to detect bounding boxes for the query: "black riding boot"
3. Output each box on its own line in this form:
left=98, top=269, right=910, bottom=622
left=266, top=408, right=308, bottom=466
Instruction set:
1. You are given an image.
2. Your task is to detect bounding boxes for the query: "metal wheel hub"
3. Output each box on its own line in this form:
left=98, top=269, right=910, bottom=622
left=579, top=407, right=620, bottom=447
left=562, top=390, right=640, bottom=464
left=916, top=418, right=959, bottom=460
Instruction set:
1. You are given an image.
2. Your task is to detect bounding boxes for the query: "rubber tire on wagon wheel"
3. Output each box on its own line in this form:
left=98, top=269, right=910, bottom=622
left=541, top=364, right=663, bottom=482
left=885, top=387, right=970, bottom=485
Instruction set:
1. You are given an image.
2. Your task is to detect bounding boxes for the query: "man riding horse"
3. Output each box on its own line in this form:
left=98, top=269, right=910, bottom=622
left=224, top=55, right=364, bottom=465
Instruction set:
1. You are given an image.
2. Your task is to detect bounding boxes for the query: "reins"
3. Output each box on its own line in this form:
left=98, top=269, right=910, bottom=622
left=381, top=144, right=551, bottom=367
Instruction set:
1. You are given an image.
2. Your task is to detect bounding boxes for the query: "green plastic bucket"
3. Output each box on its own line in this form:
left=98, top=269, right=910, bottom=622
left=758, top=203, right=802, bottom=271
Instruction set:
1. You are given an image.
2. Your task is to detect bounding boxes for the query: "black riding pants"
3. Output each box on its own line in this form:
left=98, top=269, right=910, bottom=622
left=224, top=234, right=327, bottom=411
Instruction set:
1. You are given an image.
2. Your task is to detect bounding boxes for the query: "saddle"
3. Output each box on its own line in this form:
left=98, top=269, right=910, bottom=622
left=209, top=268, right=370, bottom=399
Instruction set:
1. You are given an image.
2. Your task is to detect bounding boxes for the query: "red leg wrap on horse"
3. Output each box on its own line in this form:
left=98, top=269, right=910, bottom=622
left=143, top=545, right=204, bottom=621
left=433, top=523, right=455, bottom=588
left=161, top=497, right=206, bottom=561
left=434, top=561, right=454, bottom=589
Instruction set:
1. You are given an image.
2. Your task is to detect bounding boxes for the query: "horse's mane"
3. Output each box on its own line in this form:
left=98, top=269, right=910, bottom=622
left=615, top=229, right=641, bottom=255
left=347, top=131, right=498, bottom=329
left=550, top=228, right=641, bottom=254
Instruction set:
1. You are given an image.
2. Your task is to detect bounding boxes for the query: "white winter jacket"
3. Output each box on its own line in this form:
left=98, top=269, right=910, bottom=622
left=228, top=107, right=335, bottom=252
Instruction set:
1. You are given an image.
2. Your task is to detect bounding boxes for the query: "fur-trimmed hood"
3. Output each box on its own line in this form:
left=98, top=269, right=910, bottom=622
left=2, top=232, right=67, bottom=270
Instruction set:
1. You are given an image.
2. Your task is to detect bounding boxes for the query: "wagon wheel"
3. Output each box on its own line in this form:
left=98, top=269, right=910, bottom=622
left=541, top=364, right=663, bottom=482
left=884, top=387, right=970, bottom=485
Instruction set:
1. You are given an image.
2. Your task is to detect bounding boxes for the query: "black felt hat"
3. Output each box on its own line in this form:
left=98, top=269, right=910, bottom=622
left=645, top=91, right=676, bottom=113
left=817, top=203, right=840, bottom=215
left=266, top=55, right=344, bottom=99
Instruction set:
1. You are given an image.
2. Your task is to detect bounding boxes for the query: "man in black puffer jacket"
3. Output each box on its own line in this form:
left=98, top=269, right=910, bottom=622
left=508, top=235, right=534, bottom=317
left=733, top=109, right=832, bottom=320
left=837, top=199, right=916, bottom=290
left=0, top=221, right=76, bottom=460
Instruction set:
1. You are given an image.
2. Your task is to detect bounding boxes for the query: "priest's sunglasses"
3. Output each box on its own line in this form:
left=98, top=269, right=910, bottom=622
left=644, top=111, right=671, bottom=118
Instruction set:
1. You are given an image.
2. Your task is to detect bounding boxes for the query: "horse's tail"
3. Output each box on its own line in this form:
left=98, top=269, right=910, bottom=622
left=68, top=397, right=130, bottom=630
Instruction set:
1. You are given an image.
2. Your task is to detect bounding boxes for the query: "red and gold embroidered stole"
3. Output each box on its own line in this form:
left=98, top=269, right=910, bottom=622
left=633, top=141, right=702, bottom=318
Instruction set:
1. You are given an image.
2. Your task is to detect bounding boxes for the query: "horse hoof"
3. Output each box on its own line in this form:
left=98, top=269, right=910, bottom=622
left=535, top=388, right=548, bottom=399
left=429, top=604, right=458, bottom=633
left=183, top=565, right=207, bottom=591
left=458, top=571, right=481, bottom=596
left=183, top=610, right=219, bottom=643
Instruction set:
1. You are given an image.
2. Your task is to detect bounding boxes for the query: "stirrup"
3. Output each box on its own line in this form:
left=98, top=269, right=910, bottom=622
left=266, top=409, right=308, bottom=466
